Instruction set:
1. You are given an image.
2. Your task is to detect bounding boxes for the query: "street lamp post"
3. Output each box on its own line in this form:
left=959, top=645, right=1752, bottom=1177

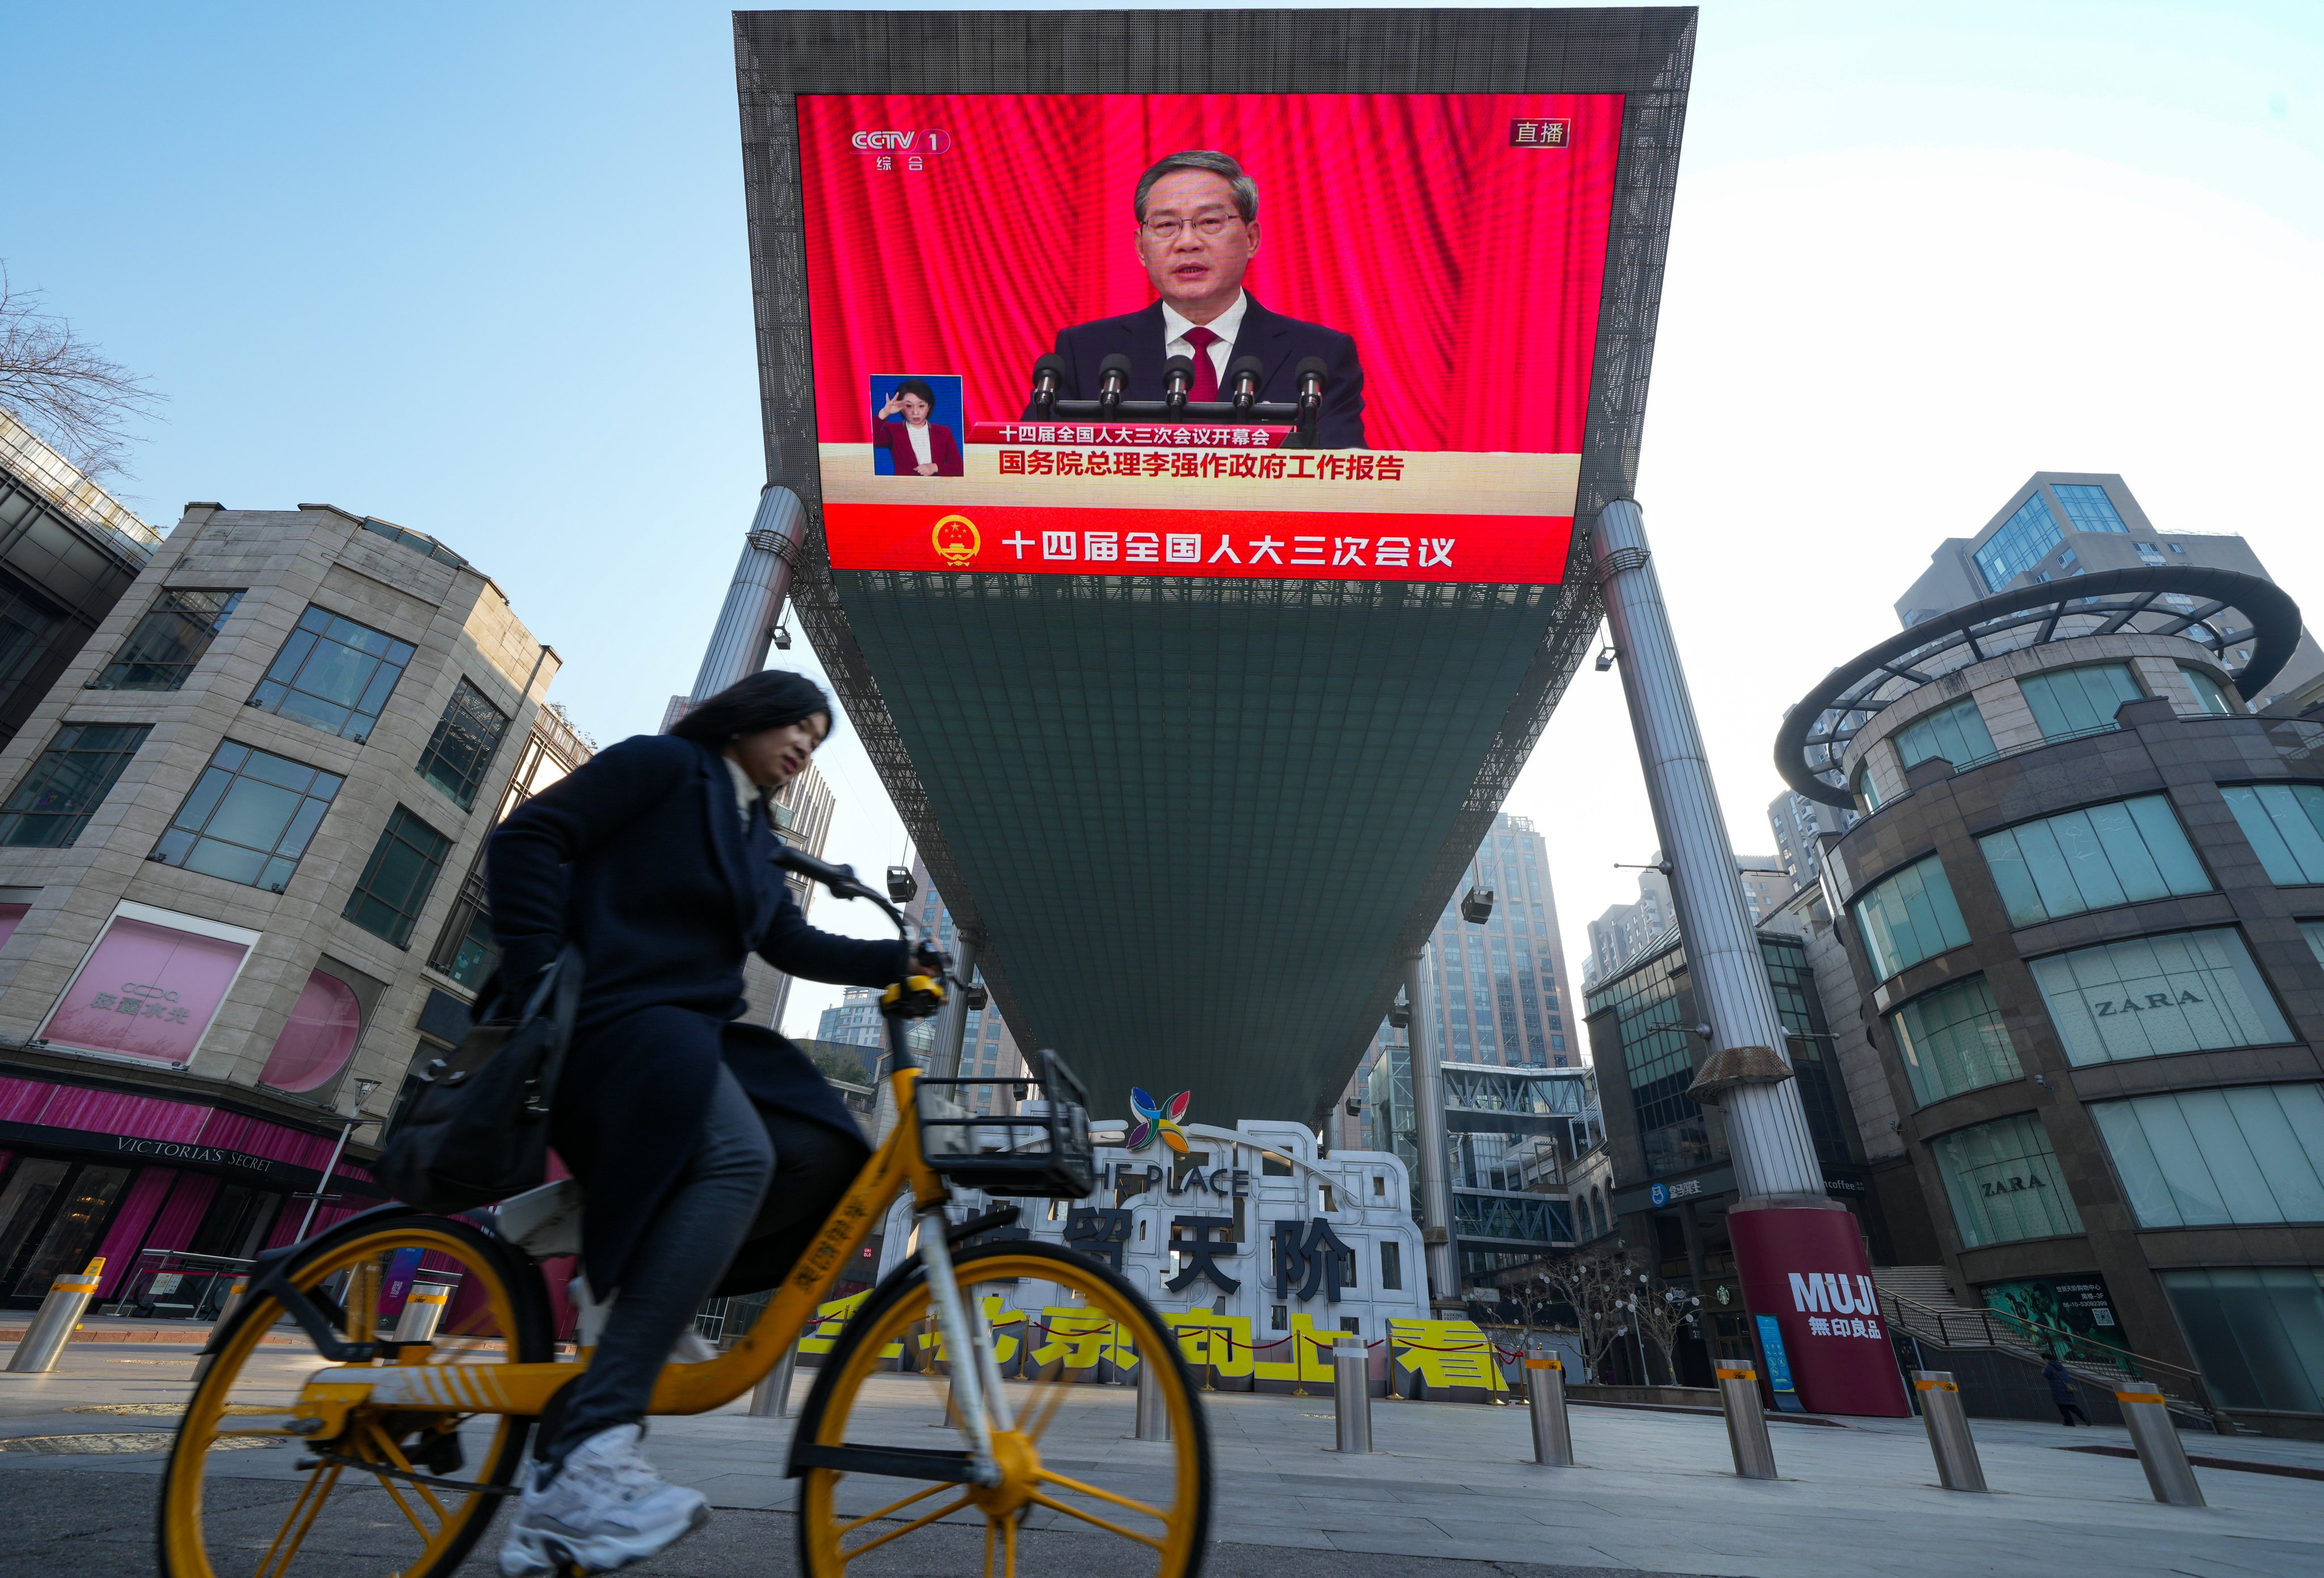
left=293, top=1079, right=381, bottom=1244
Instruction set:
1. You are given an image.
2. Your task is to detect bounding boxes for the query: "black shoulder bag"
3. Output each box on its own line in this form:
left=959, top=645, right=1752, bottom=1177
left=377, top=944, right=584, bottom=1213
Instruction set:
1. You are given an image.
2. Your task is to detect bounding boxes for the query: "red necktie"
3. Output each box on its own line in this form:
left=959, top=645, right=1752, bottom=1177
left=1183, top=326, right=1221, bottom=404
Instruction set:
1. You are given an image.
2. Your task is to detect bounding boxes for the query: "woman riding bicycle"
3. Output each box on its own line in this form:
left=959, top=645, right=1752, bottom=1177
left=483, top=669, right=911, bottom=1576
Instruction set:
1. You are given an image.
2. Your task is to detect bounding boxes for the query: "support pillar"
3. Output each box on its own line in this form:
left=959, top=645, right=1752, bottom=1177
left=691, top=485, right=805, bottom=704
left=924, top=931, right=984, bottom=1081
left=1594, top=500, right=1906, bottom=1417
left=1401, top=952, right=1458, bottom=1303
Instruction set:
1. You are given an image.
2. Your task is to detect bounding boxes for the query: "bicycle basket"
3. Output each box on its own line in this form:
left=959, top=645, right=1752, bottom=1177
left=915, top=1047, right=1095, bottom=1198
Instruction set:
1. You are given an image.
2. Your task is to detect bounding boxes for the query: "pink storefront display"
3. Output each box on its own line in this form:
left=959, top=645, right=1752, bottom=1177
left=257, top=970, right=364, bottom=1093
left=39, top=915, right=251, bottom=1065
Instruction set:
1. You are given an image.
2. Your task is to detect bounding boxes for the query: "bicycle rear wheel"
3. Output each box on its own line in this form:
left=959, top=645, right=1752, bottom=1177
left=157, top=1210, right=552, bottom=1578
left=793, top=1238, right=1209, bottom=1578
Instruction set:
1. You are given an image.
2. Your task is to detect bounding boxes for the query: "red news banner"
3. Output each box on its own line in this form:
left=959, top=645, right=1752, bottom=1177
left=823, top=429, right=1575, bottom=585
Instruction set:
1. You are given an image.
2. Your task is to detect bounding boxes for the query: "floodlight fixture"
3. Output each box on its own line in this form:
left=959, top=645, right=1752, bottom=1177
left=885, top=866, right=918, bottom=904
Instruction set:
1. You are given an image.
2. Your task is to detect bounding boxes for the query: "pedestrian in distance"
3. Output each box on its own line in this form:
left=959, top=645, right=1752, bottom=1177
left=2043, top=1355, right=2091, bottom=1426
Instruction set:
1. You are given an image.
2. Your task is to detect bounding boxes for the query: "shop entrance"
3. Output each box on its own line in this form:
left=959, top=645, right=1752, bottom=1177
left=0, top=1157, right=132, bottom=1308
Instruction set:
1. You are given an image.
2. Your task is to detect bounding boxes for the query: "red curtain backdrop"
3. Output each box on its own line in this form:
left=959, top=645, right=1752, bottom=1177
left=798, top=93, right=1624, bottom=455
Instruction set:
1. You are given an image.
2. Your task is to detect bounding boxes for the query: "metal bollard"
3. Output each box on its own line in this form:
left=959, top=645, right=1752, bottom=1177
left=1911, top=1370, right=1986, bottom=1492
left=2116, top=1388, right=2205, bottom=1506
left=749, top=1341, right=800, bottom=1417
left=7, top=1258, right=105, bottom=1373
left=1716, top=1364, right=1779, bottom=1480
left=392, top=1283, right=451, bottom=1344
left=208, top=1275, right=250, bottom=1334
left=1525, top=1352, right=1575, bottom=1466
left=1135, top=1345, right=1174, bottom=1441
left=1333, top=1337, right=1371, bottom=1454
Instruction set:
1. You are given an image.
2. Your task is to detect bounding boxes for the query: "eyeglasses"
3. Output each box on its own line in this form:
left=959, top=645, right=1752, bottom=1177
left=1141, top=213, right=1242, bottom=242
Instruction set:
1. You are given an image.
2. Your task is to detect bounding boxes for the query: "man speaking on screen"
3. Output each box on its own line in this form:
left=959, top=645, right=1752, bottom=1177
left=1033, top=150, right=1367, bottom=448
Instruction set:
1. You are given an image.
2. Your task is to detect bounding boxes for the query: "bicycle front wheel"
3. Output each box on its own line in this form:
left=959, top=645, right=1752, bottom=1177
left=793, top=1238, right=1210, bottom=1578
left=157, top=1209, right=553, bottom=1578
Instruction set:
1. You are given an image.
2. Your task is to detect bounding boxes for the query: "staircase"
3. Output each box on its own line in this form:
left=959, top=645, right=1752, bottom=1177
left=1871, top=1266, right=2230, bottom=1434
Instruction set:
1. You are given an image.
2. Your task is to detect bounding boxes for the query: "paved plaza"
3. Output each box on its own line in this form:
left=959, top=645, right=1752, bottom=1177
left=4, top=1337, right=2321, bottom=1577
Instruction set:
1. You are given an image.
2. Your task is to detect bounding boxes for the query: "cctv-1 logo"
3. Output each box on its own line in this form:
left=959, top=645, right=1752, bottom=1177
left=851, top=130, right=952, bottom=153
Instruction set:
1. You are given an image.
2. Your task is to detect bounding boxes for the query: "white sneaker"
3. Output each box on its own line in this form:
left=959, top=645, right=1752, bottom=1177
left=498, top=1424, right=709, bottom=1577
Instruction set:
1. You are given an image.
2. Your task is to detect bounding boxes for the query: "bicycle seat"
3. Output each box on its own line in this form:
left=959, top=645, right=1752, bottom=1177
left=495, top=1178, right=584, bottom=1259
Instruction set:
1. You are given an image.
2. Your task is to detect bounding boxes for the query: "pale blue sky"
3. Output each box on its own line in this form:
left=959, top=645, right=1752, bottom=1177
left=9, top=3, right=2321, bottom=1033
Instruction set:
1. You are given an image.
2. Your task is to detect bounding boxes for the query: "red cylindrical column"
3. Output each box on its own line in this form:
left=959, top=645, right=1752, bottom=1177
left=1729, top=1202, right=1907, bottom=1417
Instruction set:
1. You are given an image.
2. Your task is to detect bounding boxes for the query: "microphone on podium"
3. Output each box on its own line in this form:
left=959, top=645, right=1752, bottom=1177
left=1029, top=354, right=1065, bottom=418
left=1228, top=355, right=1264, bottom=414
left=1097, top=353, right=1132, bottom=418
left=1163, top=355, right=1195, bottom=417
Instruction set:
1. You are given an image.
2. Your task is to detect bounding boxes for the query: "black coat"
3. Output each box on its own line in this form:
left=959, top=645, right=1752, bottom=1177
left=1032, top=296, right=1367, bottom=449
left=486, top=732, right=904, bottom=1290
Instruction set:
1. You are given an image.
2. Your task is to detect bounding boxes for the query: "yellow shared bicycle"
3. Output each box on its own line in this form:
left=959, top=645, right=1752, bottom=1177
left=159, top=855, right=1212, bottom=1578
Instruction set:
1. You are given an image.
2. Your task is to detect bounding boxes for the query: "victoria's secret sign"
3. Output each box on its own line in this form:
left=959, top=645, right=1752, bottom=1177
left=110, top=1135, right=279, bottom=1174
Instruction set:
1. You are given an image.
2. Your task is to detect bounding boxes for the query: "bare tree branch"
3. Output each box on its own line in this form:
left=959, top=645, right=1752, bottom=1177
left=0, top=262, right=164, bottom=485
left=1631, top=1274, right=1703, bottom=1386
left=1524, top=1243, right=1639, bottom=1383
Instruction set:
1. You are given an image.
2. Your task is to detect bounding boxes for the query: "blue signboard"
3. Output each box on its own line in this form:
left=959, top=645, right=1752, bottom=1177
left=1755, top=1313, right=1805, bottom=1411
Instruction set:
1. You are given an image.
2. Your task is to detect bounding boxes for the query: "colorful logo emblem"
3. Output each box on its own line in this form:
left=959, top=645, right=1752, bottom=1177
left=1127, top=1088, right=1191, bottom=1154
left=932, top=514, right=980, bottom=566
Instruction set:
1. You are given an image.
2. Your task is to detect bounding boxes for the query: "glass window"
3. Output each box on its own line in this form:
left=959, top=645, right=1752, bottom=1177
left=1852, top=761, right=1883, bottom=813
left=415, top=679, right=511, bottom=810
left=90, top=589, right=243, bottom=691
left=2052, top=483, right=2129, bottom=535
left=0, top=724, right=151, bottom=847
left=2027, top=929, right=2292, bottom=1067
left=1889, top=976, right=2022, bottom=1105
left=1978, top=795, right=2210, bottom=926
left=151, top=742, right=343, bottom=893
left=2305, top=921, right=2324, bottom=971
left=2182, top=667, right=2239, bottom=717
left=2157, top=1268, right=2324, bottom=1416
left=2018, top=664, right=2144, bottom=741
left=2090, top=1084, right=2324, bottom=1229
left=344, top=806, right=453, bottom=947
left=0, top=573, right=64, bottom=723
left=247, top=604, right=415, bottom=742
left=1852, top=855, right=1971, bottom=980
left=1930, top=1112, right=2084, bottom=1248
left=1894, top=698, right=1995, bottom=774
left=2221, top=784, right=2324, bottom=886
left=1974, top=493, right=2063, bottom=591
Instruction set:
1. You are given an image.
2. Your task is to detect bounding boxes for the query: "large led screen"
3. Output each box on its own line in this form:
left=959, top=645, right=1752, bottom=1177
left=799, top=93, right=1624, bottom=585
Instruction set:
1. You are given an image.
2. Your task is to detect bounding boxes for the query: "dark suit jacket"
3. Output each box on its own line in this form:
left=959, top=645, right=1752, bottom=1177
left=1032, top=296, right=1366, bottom=448
left=871, top=418, right=964, bottom=477
left=486, top=733, right=903, bottom=1289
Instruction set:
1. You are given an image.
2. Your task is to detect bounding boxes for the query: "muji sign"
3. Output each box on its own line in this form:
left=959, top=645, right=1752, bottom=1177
left=1729, top=1204, right=1909, bottom=1417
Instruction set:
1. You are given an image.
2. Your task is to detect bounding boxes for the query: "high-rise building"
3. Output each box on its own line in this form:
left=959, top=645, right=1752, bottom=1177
left=901, top=853, right=1024, bottom=1116
left=0, top=502, right=566, bottom=1307
left=1768, top=789, right=1858, bottom=893
left=1895, top=472, right=2324, bottom=710
left=816, top=985, right=884, bottom=1050
left=1583, top=851, right=1790, bottom=987
left=0, top=409, right=165, bottom=750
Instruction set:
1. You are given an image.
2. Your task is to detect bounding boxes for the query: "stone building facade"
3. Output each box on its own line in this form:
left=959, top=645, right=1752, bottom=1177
left=0, top=503, right=564, bottom=1307
left=1783, top=573, right=2324, bottom=1434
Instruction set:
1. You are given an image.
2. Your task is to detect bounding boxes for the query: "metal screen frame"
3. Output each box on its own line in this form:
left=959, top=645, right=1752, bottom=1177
left=734, top=8, right=1695, bottom=1122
